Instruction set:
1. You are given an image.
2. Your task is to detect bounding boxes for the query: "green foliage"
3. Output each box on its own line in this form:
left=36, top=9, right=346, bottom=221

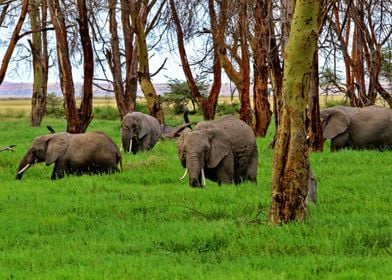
left=93, top=106, right=120, bottom=120
left=161, top=78, right=208, bottom=114
left=45, top=93, right=64, bottom=117
left=135, top=102, right=150, bottom=114
left=381, top=46, right=392, bottom=83
left=324, top=99, right=349, bottom=108
left=216, top=102, right=240, bottom=116
left=0, top=117, right=391, bottom=278
left=319, top=68, right=343, bottom=87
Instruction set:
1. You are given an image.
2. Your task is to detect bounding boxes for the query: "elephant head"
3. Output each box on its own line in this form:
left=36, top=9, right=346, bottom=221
left=121, top=112, right=151, bottom=154
left=320, top=109, right=350, bottom=139
left=177, top=127, right=232, bottom=187
left=16, top=133, right=70, bottom=179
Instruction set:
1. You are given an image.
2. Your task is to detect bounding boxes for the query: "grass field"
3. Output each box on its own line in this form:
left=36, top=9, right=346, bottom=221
left=0, top=103, right=391, bottom=278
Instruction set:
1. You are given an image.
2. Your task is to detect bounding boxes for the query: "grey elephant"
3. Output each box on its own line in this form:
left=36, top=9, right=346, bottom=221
left=177, top=115, right=258, bottom=187
left=320, top=105, right=392, bottom=151
left=16, top=132, right=122, bottom=180
left=121, top=112, right=161, bottom=154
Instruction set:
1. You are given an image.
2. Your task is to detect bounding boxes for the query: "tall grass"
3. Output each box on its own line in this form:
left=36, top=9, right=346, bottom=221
left=0, top=116, right=391, bottom=279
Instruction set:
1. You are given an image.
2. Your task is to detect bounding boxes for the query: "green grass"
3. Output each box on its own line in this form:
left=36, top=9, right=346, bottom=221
left=0, top=115, right=391, bottom=279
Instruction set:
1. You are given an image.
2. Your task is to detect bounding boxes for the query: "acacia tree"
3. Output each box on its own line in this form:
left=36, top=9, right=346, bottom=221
left=209, top=0, right=252, bottom=124
left=48, top=0, right=94, bottom=133
left=269, top=0, right=319, bottom=224
left=29, top=0, right=49, bottom=127
left=105, top=0, right=138, bottom=119
left=129, top=0, right=165, bottom=124
left=268, top=0, right=295, bottom=148
left=168, top=0, right=221, bottom=120
left=326, top=0, right=392, bottom=107
left=306, top=0, right=329, bottom=151
left=0, top=0, right=29, bottom=85
left=251, top=0, right=272, bottom=137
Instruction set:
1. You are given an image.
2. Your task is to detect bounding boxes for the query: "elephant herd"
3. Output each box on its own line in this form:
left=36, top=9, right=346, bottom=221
left=12, top=105, right=392, bottom=188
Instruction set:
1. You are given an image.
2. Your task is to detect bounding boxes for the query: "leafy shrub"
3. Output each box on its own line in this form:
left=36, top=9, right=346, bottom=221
left=324, top=99, right=349, bottom=108
left=216, top=102, right=240, bottom=116
left=135, top=102, right=150, bottom=114
left=45, top=93, right=64, bottom=117
left=93, top=106, right=119, bottom=120
left=161, top=78, right=208, bottom=114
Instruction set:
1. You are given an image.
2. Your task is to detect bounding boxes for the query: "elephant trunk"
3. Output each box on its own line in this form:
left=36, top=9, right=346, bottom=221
left=16, top=150, right=35, bottom=180
left=121, top=133, right=132, bottom=153
left=187, top=154, right=205, bottom=188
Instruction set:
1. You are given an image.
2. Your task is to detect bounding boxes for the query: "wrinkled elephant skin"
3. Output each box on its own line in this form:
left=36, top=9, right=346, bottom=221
left=177, top=115, right=258, bottom=187
left=16, top=132, right=122, bottom=180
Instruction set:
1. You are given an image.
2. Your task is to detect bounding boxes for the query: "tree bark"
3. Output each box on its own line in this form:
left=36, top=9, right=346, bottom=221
left=49, top=0, right=93, bottom=133
left=269, top=0, right=319, bottom=224
left=121, top=0, right=138, bottom=115
left=130, top=1, right=164, bottom=124
left=29, top=0, right=47, bottom=127
left=307, top=51, right=323, bottom=151
left=0, top=0, right=29, bottom=85
left=269, top=0, right=294, bottom=148
left=106, top=0, right=138, bottom=119
left=252, top=0, right=272, bottom=137
left=209, top=0, right=251, bottom=124
left=169, top=0, right=221, bottom=120
left=76, top=0, right=94, bottom=131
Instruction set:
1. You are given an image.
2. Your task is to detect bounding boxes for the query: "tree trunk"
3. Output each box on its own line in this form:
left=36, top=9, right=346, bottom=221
left=0, top=0, right=29, bottom=85
left=130, top=1, right=164, bottom=124
left=170, top=0, right=221, bottom=120
left=209, top=0, right=251, bottom=125
left=252, top=0, right=272, bottom=137
left=307, top=51, right=323, bottom=151
left=29, top=0, right=47, bottom=127
left=76, top=0, right=94, bottom=131
left=269, top=0, right=319, bottom=224
left=107, top=0, right=138, bottom=120
left=49, top=0, right=93, bottom=133
left=269, top=0, right=293, bottom=148
left=107, top=0, right=127, bottom=118
left=204, top=47, right=222, bottom=120
left=121, top=0, right=138, bottom=115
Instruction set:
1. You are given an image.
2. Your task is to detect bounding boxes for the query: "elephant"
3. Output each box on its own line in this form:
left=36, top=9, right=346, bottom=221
left=177, top=115, right=258, bottom=187
left=121, top=112, right=161, bottom=154
left=320, top=105, right=392, bottom=151
left=16, top=132, right=122, bottom=180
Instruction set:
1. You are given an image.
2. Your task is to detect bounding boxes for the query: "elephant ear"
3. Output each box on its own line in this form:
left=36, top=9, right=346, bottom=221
left=323, top=110, right=350, bottom=139
left=45, top=133, right=70, bottom=165
left=207, top=128, right=231, bottom=169
left=177, top=128, right=191, bottom=167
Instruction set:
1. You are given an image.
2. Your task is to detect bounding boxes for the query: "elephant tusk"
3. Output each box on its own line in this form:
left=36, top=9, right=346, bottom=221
left=129, top=139, right=132, bottom=154
left=179, top=168, right=188, bottom=181
left=201, top=168, right=206, bottom=186
left=17, top=164, right=31, bottom=174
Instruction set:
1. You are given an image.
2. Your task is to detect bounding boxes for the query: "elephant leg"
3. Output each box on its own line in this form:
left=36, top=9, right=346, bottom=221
left=216, top=155, right=234, bottom=185
left=331, top=132, right=349, bottom=151
left=245, top=153, right=258, bottom=183
left=51, top=161, right=65, bottom=180
left=141, top=134, right=152, bottom=150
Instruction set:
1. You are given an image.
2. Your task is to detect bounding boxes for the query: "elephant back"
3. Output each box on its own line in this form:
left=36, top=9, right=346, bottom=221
left=214, top=115, right=256, bottom=154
